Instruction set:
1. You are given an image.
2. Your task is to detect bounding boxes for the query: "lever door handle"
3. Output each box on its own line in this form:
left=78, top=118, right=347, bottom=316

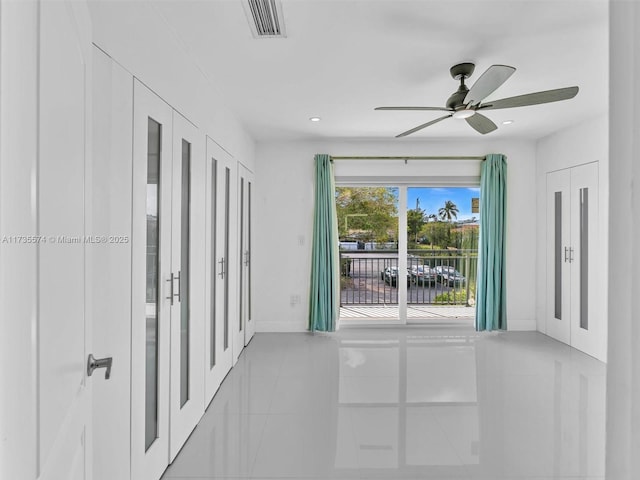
left=166, top=275, right=175, bottom=305
left=174, top=271, right=181, bottom=302
left=87, top=354, right=113, bottom=380
left=218, top=258, right=225, bottom=279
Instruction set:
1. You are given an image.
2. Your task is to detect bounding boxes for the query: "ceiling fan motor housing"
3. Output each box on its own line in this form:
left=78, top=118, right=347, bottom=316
left=446, top=83, right=470, bottom=110
left=446, top=63, right=475, bottom=109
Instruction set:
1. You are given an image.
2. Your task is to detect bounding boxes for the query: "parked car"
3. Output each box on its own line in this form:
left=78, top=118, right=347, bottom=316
left=434, top=265, right=466, bottom=286
left=382, top=266, right=411, bottom=287
left=410, top=265, right=437, bottom=285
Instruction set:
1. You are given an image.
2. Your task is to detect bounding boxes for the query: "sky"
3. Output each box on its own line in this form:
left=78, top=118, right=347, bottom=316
left=407, top=187, right=480, bottom=222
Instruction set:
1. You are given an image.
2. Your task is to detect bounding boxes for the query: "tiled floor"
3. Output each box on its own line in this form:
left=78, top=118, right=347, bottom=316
left=162, top=325, right=606, bottom=480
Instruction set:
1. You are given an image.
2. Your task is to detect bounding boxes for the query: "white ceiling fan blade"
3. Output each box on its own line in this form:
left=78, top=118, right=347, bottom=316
left=465, top=113, right=498, bottom=135
left=478, top=86, right=579, bottom=110
left=396, top=114, right=452, bottom=138
left=464, top=65, right=516, bottom=106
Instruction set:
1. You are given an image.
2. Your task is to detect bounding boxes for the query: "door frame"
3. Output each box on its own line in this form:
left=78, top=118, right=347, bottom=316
left=335, top=180, right=480, bottom=326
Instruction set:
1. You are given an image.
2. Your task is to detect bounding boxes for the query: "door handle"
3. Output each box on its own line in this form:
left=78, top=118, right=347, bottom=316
left=569, top=247, right=574, bottom=263
left=244, top=250, right=250, bottom=267
left=175, top=271, right=181, bottom=302
left=87, top=354, right=112, bottom=380
left=564, top=247, right=569, bottom=262
left=166, top=274, right=174, bottom=305
left=218, top=258, right=225, bottom=279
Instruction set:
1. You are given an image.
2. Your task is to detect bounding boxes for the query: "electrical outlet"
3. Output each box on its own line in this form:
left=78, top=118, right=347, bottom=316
left=298, top=235, right=305, bottom=246
left=290, top=294, right=301, bottom=307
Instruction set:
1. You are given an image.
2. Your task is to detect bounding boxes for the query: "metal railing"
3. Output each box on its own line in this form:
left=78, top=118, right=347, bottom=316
left=339, top=249, right=477, bottom=306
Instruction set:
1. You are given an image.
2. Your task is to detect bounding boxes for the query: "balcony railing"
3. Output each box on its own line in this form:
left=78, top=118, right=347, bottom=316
left=339, top=249, right=477, bottom=306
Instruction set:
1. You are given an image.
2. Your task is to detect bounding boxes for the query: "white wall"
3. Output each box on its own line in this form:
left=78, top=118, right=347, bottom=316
left=88, top=0, right=255, bottom=170
left=606, top=1, right=640, bottom=478
left=254, top=139, right=537, bottom=332
left=0, top=2, right=39, bottom=478
left=534, top=114, right=609, bottom=356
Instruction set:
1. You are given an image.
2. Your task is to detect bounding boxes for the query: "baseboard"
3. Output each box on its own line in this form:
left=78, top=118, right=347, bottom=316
left=507, top=319, right=537, bottom=331
left=255, top=320, right=308, bottom=333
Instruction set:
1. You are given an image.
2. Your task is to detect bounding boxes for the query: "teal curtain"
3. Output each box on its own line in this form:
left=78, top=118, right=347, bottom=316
left=309, top=154, right=340, bottom=332
left=475, top=154, right=507, bottom=331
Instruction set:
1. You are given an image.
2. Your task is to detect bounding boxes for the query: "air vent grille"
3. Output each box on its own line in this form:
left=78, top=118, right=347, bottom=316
left=244, top=0, right=286, bottom=38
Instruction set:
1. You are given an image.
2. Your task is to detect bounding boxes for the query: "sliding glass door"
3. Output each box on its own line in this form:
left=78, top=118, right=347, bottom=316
left=337, top=184, right=478, bottom=325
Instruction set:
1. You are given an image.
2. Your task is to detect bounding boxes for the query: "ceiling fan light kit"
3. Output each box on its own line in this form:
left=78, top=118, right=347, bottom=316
left=375, top=62, right=579, bottom=137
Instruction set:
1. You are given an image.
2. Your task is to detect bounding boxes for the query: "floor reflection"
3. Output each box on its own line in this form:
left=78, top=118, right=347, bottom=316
left=163, top=326, right=606, bottom=480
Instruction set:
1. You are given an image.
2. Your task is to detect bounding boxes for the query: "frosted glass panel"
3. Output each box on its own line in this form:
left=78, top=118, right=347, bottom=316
left=224, top=167, right=230, bottom=350
left=248, top=181, right=252, bottom=322
left=239, top=177, right=244, bottom=332
left=554, top=191, right=562, bottom=320
left=580, top=188, right=589, bottom=330
left=210, top=159, right=217, bottom=368
left=180, top=139, right=191, bottom=407
left=145, top=118, right=161, bottom=451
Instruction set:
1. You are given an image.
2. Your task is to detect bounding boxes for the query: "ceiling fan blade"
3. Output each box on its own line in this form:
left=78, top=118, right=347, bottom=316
left=376, top=106, right=452, bottom=112
left=466, top=113, right=498, bottom=135
left=396, top=115, right=452, bottom=138
left=479, top=86, right=579, bottom=110
left=464, top=65, right=516, bottom=106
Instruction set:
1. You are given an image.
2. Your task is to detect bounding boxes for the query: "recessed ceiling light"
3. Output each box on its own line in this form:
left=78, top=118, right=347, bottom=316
left=502, top=120, right=514, bottom=125
left=309, top=117, right=321, bottom=122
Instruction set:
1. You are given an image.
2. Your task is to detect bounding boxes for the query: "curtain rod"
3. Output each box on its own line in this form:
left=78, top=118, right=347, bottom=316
left=330, top=155, right=485, bottom=161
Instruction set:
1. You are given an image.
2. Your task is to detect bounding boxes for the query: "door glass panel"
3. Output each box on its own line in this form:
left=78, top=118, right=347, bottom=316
left=180, top=139, right=191, bottom=408
left=580, top=188, right=588, bottom=330
left=336, top=187, right=400, bottom=320
left=239, top=177, right=244, bottom=332
left=554, top=191, right=562, bottom=320
left=210, top=159, right=217, bottom=368
left=224, top=167, right=230, bottom=350
left=248, top=181, right=252, bottom=322
left=145, top=118, right=161, bottom=451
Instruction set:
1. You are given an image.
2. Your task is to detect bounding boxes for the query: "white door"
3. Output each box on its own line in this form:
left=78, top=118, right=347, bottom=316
left=204, top=138, right=234, bottom=404
left=546, top=163, right=601, bottom=359
left=238, top=165, right=256, bottom=344
left=168, top=112, right=205, bottom=461
left=569, top=162, right=600, bottom=357
left=38, top=2, right=93, bottom=479
left=131, top=80, right=173, bottom=480
left=546, top=169, right=571, bottom=344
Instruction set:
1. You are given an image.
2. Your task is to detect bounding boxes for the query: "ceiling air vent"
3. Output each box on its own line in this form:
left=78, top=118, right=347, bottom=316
left=243, top=0, right=287, bottom=38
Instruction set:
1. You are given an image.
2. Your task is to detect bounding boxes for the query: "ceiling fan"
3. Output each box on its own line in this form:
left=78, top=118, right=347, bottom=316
left=375, top=63, right=579, bottom=137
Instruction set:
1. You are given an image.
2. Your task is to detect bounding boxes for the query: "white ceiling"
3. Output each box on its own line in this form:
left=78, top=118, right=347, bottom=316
left=151, top=0, right=608, bottom=142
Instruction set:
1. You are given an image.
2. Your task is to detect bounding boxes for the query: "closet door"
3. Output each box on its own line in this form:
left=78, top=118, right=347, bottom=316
left=569, top=162, right=599, bottom=357
left=131, top=80, right=173, bottom=480
left=168, top=112, right=204, bottom=461
left=546, top=169, right=571, bottom=345
left=204, top=138, right=234, bottom=404
left=238, top=165, right=255, bottom=345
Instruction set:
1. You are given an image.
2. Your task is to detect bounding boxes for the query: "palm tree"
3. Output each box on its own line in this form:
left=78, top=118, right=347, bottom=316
left=438, top=200, right=459, bottom=222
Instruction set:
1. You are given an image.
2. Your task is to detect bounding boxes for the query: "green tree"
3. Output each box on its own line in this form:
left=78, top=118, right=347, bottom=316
left=438, top=200, right=459, bottom=222
left=407, top=208, right=425, bottom=244
left=336, top=187, right=398, bottom=243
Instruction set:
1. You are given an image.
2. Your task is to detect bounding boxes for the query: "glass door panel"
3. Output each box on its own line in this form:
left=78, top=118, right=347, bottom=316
left=406, top=187, right=478, bottom=322
left=336, top=186, right=400, bottom=322
left=179, top=139, right=191, bottom=407
left=145, top=117, right=161, bottom=451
